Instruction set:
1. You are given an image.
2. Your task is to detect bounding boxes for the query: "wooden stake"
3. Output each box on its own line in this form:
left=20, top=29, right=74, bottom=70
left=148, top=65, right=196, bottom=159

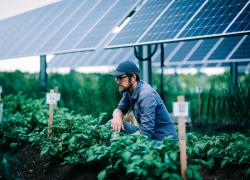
left=0, top=94, right=2, bottom=122
left=48, top=89, right=55, bottom=138
left=54, top=87, right=59, bottom=107
left=177, top=96, right=187, bottom=180
left=198, top=92, right=201, bottom=124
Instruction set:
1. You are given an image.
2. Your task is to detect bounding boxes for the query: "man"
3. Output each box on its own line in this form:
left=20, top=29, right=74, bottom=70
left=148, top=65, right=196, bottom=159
left=109, top=61, right=177, bottom=141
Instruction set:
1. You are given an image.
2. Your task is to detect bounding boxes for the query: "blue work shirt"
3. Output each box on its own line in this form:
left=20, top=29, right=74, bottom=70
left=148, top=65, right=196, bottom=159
left=118, top=80, right=177, bottom=141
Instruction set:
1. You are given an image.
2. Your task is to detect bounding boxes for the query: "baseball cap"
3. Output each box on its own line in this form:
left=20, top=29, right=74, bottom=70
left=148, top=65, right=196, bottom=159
left=109, top=61, right=140, bottom=77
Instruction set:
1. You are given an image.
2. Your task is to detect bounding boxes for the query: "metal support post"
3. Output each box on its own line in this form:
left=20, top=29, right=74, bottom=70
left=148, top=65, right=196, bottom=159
left=138, top=45, right=152, bottom=85
left=230, top=62, right=238, bottom=97
left=39, top=55, right=47, bottom=96
left=160, top=44, right=165, bottom=100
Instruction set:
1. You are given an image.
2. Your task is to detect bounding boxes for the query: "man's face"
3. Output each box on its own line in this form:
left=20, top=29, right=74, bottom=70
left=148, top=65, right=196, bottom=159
left=115, top=74, right=130, bottom=92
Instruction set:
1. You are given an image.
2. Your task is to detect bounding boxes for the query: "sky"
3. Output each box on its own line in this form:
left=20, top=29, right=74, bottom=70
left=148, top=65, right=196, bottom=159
left=0, top=0, right=60, bottom=73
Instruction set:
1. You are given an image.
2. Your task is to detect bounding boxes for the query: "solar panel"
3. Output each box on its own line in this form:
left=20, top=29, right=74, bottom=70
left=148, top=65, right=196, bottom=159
left=160, top=35, right=249, bottom=66
left=55, top=0, right=117, bottom=52
left=112, top=50, right=136, bottom=65
left=3, top=1, right=66, bottom=58
left=107, top=48, right=132, bottom=65
left=208, top=36, right=243, bottom=60
left=0, top=15, right=26, bottom=48
left=4, top=7, right=49, bottom=57
left=140, top=0, right=205, bottom=42
left=0, top=8, right=44, bottom=58
left=227, top=2, right=250, bottom=32
left=107, top=0, right=250, bottom=48
left=61, top=53, right=81, bottom=67
left=53, top=54, right=69, bottom=68
left=19, top=1, right=74, bottom=56
left=231, top=35, right=250, bottom=59
left=188, top=38, right=218, bottom=61
left=75, top=0, right=139, bottom=50
left=48, top=47, right=136, bottom=68
left=0, top=0, right=249, bottom=72
left=169, top=41, right=199, bottom=62
left=48, top=36, right=250, bottom=71
left=38, top=0, right=97, bottom=54
left=71, top=51, right=94, bottom=68
left=179, top=0, right=248, bottom=37
left=109, top=0, right=173, bottom=46
left=0, top=0, right=139, bottom=59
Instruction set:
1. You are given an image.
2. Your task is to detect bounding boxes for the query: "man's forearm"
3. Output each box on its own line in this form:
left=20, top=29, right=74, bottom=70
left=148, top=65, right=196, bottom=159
left=113, top=108, right=124, bottom=120
left=112, top=108, right=124, bottom=132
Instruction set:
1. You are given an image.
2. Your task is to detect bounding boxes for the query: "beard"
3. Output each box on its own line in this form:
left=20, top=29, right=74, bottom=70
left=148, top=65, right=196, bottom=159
left=118, top=81, right=132, bottom=93
left=119, top=85, right=130, bottom=93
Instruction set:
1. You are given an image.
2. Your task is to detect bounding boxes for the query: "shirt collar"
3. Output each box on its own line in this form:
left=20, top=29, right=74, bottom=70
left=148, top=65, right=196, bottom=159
left=131, top=80, right=142, bottom=100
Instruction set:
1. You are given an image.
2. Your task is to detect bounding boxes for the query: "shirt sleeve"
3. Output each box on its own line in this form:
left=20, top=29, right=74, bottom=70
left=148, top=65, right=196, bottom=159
left=117, top=93, right=130, bottom=115
left=139, top=92, right=157, bottom=138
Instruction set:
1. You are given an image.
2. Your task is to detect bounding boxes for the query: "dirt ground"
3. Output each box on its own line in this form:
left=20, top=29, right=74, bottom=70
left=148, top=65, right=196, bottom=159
left=0, top=144, right=249, bottom=180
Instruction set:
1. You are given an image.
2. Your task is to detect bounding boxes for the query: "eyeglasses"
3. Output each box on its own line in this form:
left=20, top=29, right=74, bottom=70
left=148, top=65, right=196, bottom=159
left=115, top=75, right=128, bottom=81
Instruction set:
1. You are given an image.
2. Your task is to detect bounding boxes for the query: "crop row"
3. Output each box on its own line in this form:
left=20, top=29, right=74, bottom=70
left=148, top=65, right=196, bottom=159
left=0, top=94, right=249, bottom=179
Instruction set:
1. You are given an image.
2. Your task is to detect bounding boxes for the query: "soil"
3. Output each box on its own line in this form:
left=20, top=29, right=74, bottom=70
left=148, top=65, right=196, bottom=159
left=0, top=144, right=249, bottom=180
left=200, top=165, right=249, bottom=180
left=1, top=144, right=100, bottom=180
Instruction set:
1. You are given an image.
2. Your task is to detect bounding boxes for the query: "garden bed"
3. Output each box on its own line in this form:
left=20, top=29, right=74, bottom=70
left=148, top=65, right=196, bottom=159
left=1, top=144, right=246, bottom=180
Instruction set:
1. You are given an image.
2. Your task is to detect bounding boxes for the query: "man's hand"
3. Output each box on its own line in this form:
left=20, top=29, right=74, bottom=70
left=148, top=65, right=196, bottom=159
left=112, top=108, right=124, bottom=132
left=112, top=118, right=124, bottom=132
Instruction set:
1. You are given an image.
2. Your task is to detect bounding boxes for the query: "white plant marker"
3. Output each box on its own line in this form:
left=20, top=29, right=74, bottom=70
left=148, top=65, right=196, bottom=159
left=46, top=89, right=57, bottom=138
left=174, top=96, right=187, bottom=180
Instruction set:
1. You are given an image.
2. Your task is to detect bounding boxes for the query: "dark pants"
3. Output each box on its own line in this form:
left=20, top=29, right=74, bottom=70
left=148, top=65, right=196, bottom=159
left=106, top=120, right=177, bottom=144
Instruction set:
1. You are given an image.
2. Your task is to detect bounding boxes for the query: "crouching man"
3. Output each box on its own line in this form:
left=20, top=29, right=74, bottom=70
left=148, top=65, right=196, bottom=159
left=108, top=61, right=177, bottom=142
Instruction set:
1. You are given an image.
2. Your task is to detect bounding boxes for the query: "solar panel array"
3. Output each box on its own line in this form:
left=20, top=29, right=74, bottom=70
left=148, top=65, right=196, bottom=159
left=0, top=0, right=139, bottom=59
left=49, top=34, right=250, bottom=72
left=0, top=0, right=249, bottom=72
left=107, top=0, right=250, bottom=48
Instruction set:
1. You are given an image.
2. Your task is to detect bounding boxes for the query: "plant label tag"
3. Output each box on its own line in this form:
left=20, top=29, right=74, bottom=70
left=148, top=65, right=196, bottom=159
left=0, top=86, right=2, bottom=93
left=46, top=93, right=57, bottom=105
left=173, top=102, right=189, bottom=117
left=55, top=93, right=61, bottom=101
left=195, top=86, right=203, bottom=94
